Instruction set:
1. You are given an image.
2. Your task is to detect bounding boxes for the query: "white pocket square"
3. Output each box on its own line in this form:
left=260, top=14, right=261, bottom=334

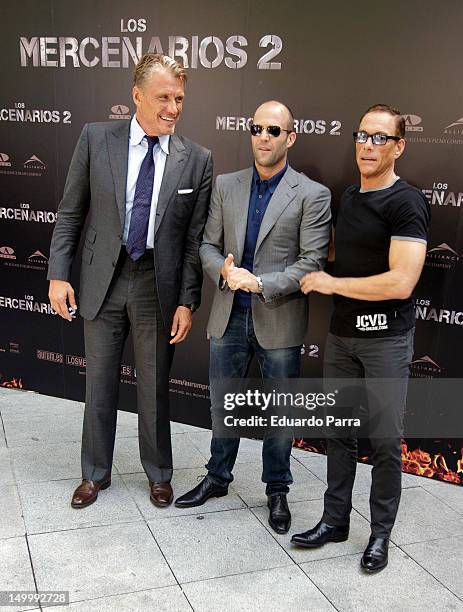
left=177, top=188, right=194, bottom=194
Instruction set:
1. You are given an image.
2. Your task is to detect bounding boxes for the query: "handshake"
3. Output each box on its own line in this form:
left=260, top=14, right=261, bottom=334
left=221, top=253, right=261, bottom=293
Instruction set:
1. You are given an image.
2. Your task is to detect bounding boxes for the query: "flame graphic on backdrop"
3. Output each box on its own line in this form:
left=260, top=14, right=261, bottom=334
left=293, top=438, right=463, bottom=485
left=0, top=377, right=23, bottom=389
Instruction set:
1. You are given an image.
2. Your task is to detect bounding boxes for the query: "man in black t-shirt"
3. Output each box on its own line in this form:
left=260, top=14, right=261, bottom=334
left=291, top=105, right=430, bottom=572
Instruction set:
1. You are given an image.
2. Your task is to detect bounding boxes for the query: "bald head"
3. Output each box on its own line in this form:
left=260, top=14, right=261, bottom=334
left=254, top=101, right=294, bottom=132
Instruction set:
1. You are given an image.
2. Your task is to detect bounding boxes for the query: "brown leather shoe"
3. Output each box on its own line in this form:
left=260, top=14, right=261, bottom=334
left=149, top=481, right=173, bottom=507
left=71, top=479, right=111, bottom=509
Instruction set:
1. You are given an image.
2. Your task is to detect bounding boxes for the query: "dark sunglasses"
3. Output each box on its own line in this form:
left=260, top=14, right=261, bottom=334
left=250, top=123, right=292, bottom=138
left=353, top=131, right=401, bottom=146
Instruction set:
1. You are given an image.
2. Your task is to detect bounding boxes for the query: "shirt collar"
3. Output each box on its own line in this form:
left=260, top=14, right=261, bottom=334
left=130, top=116, right=170, bottom=154
left=252, top=162, right=288, bottom=194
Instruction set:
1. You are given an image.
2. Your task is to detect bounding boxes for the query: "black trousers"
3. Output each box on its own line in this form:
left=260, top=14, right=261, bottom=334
left=322, top=329, right=414, bottom=538
left=81, top=249, right=174, bottom=483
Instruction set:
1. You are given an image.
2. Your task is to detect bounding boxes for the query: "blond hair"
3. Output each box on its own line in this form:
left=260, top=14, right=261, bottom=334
left=133, top=53, right=187, bottom=88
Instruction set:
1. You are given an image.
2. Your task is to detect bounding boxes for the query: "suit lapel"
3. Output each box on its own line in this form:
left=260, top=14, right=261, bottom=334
left=106, top=121, right=130, bottom=231
left=233, top=168, right=253, bottom=263
left=155, top=135, right=188, bottom=234
left=255, top=166, right=298, bottom=253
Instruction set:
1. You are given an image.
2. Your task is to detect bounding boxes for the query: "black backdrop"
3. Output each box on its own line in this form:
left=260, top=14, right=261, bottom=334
left=1, top=0, right=462, bottom=484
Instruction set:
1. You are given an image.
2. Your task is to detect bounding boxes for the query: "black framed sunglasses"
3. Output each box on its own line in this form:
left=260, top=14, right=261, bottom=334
left=353, top=131, right=401, bottom=146
left=250, top=123, right=291, bottom=137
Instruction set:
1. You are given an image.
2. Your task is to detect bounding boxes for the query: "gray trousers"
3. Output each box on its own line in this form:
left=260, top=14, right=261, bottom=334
left=81, top=249, right=174, bottom=483
left=322, top=329, right=414, bottom=538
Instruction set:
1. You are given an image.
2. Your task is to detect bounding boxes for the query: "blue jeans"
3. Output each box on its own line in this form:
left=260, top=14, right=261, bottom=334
left=206, top=305, right=301, bottom=494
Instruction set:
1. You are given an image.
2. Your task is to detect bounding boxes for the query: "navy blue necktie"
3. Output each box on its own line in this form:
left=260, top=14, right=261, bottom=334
left=126, top=135, right=159, bottom=261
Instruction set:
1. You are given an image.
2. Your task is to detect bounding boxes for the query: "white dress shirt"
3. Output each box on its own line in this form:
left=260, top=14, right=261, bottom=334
left=123, top=116, right=170, bottom=248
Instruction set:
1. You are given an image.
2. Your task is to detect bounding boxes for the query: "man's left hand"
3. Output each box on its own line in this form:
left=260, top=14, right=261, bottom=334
left=170, top=306, right=193, bottom=344
left=300, top=271, right=336, bottom=295
left=227, top=267, right=259, bottom=292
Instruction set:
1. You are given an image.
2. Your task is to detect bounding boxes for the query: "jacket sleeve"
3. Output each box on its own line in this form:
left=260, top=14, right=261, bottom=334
left=260, top=184, right=332, bottom=302
left=178, top=150, right=213, bottom=306
left=47, top=124, right=91, bottom=281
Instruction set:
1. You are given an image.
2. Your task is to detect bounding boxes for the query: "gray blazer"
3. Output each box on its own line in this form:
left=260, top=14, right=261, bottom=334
left=47, top=120, right=213, bottom=326
left=200, top=165, right=331, bottom=349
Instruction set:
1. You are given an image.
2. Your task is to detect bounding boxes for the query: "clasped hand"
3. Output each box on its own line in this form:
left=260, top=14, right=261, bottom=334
left=221, top=253, right=259, bottom=293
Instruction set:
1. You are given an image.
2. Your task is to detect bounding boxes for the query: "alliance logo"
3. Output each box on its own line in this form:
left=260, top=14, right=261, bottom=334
left=425, top=243, right=461, bottom=270
left=410, top=355, right=443, bottom=378
left=0, top=153, right=12, bottom=167
left=0, top=246, right=16, bottom=260
left=109, top=104, right=131, bottom=120
left=444, top=116, right=463, bottom=135
left=28, top=250, right=48, bottom=264
left=404, top=114, right=423, bottom=132
left=23, top=155, right=46, bottom=170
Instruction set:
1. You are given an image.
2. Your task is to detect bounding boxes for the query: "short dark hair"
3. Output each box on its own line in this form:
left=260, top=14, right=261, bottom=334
left=360, top=104, right=405, bottom=138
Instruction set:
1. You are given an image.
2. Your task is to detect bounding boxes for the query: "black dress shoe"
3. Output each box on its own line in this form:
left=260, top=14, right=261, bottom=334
left=291, top=520, right=349, bottom=548
left=174, top=476, right=228, bottom=508
left=267, top=494, right=291, bottom=534
left=361, top=536, right=389, bottom=573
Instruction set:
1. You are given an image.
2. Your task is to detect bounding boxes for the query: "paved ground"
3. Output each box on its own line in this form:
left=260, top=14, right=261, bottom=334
left=1, top=387, right=462, bottom=611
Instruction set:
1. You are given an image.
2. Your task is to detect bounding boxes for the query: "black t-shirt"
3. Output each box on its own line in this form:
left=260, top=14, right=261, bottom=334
left=331, top=179, right=431, bottom=338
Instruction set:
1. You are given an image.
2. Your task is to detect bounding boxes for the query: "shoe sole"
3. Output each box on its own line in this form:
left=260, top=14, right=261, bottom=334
left=291, top=534, right=349, bottom=548
left=361, top=559, right=388, bottom=573
left=71, top=480, right=111, bottom=509
left=268, top=519, right=291, bottom=535
left=174, top=490, right=228, bottom=508
left=150, top=494, right=174, bottom=508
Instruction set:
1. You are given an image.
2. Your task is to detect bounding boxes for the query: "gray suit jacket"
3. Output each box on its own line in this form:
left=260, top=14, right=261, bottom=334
left=200, top=165, right=331, bottom=349
left=47, top=120, right=213, bottom=326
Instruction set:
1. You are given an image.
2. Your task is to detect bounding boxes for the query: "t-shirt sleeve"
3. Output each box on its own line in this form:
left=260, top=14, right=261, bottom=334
left=390, top=189, right=431, bottom=243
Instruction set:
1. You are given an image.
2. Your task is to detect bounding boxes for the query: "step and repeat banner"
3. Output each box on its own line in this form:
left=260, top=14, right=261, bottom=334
left=1, top=0, right=462, bottom=483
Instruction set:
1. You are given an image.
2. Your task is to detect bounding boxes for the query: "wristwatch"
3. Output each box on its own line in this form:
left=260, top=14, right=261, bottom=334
left=179, top=303, right=198, bottom=313
left=255, top=276, right=264, bottom=293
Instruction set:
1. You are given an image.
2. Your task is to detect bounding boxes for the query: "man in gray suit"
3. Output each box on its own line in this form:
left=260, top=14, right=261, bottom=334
left=47, top=53, right=212, bottom=509
left=175, top=101, right=331, bottom=533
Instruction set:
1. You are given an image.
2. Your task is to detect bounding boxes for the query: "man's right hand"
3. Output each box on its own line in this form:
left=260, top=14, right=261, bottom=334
left=220, top=253, right=235, bottom=283
left=48, top=280, right=77, bottom=321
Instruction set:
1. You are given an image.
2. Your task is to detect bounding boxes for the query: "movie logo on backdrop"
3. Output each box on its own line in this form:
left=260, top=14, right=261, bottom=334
left=422, top=183, right=463, bottom=208
left=216, top=115, right=342, bottom=136
left=0, top=102, right=72, bottom=124
left=415, top=298, right=463, bottom=326
left=0, top=294, right=55, bottom=315
left=0, top=203, right=57, bottom=224
left=19, top=19, right=284, bottom=71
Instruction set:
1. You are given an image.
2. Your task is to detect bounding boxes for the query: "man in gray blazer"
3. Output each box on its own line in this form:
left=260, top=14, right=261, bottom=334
left=47, top=53, right=212, bottom=509
left=175, top=100, right=331, bottom=533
